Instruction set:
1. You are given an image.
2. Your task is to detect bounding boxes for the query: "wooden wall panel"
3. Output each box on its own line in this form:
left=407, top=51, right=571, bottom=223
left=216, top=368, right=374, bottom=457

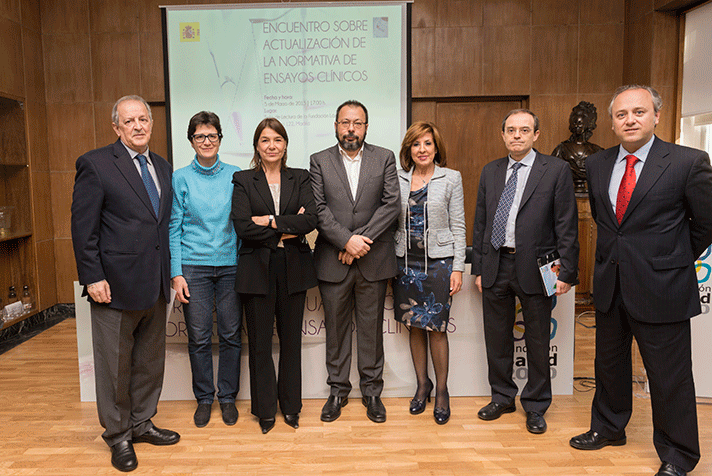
left=530, top=94, right=580, bottom=157
left=482, top=0, right=531, bottom=26
left=0, top=0, right=20, bottom=23
left=25, top=101, right=49, bottom=171
left=140, top=31, right=165, bottom=102
left=411, top=28, right=436, bottom=97
left=138, top=0, right=166, bottom=33
left=624, top=12, right=654, bottom=84
left=49, top=172, right=74, bottom=240
left=22, top=28, right=45, bottom=103
left=412, top=0, right=436, bottom=28
left=411, top=101, right=436, bottom=124
left=579, top=24, right=625, bottom=94
left=40, top=0, right=88, bottom=34
left=43, top=34, right=93, bottom=103
left=46, top=103, right=95, bottom=172
left=93, top=102, right=116, bottom=150
left=482, top=26, right=531, bottom=95
left=434, top=27, right=483, bottom=96
left=651, top=11, right=678, bottom=88
left=531, top=26, right=579, bottom=94
left=581, top=0, right=625, bottom=24
left=437, top=0, right=482, bottom=27
left=53, top=238, right=77, bottom=303
left=19, top=0, right=41, bottom=33
left=89, top=0, right=139, bottom=34
left=436, top=100, right=523, bottom=245
left=35, top=239, right=57, bottom=311
left=0, top=16, right=25, bottom=98
left=533, top=0, right=579, bottom=26
left=90, top=33, right=141, bottom=102
left=150, top=105, right=169, bottom=161
left=30, top=170, right=52, bottom=242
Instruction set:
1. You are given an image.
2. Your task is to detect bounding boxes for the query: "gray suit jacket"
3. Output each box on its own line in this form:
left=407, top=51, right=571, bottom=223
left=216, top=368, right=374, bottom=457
left=310, top=142, right=400, bottom=283
left=395, top=166, right=466, bottom=272
left=472, top=150, right=579, bottom=294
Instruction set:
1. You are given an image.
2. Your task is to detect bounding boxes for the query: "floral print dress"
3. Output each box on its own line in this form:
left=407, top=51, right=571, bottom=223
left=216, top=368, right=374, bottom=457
left=393, top=185, right=453, bottom=332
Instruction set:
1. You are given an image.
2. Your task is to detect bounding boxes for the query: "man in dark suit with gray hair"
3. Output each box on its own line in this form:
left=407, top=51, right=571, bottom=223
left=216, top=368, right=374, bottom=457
left=570, top=85, right=712, bottom=476
left=310, top=100, right=400, bottom=423
left=71, top=95, right=179, bottom=472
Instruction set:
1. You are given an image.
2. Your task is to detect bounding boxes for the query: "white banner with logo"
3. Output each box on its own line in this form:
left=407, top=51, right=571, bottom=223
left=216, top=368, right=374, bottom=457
left=693, top=245, right=712, bottom=397
left=75, top=267, right=574, bottom=401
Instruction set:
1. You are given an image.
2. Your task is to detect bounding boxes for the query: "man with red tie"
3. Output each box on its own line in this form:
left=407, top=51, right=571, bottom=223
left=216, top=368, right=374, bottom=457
left=570, top=85, right=712, bottom=476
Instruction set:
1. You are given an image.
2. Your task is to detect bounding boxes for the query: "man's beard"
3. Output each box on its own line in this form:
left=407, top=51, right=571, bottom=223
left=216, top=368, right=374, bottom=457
left=337, top=131, right=366, bottom=151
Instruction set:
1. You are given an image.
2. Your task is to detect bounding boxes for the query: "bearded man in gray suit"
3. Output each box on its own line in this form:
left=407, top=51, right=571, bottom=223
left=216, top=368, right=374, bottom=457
left=310, top=100, right=400, bottom=423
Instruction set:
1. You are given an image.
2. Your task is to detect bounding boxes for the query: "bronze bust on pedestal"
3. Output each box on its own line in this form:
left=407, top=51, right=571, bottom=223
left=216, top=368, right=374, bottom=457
left=552, top=101, right=603, bottom=193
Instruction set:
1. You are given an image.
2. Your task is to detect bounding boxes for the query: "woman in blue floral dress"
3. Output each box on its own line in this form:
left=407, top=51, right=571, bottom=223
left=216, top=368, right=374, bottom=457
left=393, top=122, right=466, bottom=424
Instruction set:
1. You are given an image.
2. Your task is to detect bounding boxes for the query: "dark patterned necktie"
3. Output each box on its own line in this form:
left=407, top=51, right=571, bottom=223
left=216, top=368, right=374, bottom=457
left=137, top=154, right=160, bottom=215
left=491, top=162, right=523, bottom=250
left=615, top=154, right=638, bottom=224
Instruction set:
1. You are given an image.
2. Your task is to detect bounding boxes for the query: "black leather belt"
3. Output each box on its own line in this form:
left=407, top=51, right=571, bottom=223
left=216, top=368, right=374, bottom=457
left=500, top=246, right=516, bottom=254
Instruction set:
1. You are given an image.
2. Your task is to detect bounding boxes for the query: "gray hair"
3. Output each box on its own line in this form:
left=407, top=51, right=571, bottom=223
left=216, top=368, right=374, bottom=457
left=608, top=85, right=663, bottom=116
left=112, top=95, right=153, bottom=124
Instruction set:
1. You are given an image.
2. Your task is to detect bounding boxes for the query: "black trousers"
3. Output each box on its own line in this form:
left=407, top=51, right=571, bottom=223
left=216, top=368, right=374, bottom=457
left=591, top=271, right=699, bottom=471
left=241, top=248, right=306, bottom=419
left=481, top=253, right=553, bottom=414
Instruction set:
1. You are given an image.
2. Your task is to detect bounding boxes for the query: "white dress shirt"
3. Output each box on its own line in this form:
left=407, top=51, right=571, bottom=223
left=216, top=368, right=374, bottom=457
left=607, top=135, right=654, bottom=214
left=122, top=141, right=162, bottom=197
left=338, top=144, right=363, bottom=200
left=503, top=148, right=536, bottom=248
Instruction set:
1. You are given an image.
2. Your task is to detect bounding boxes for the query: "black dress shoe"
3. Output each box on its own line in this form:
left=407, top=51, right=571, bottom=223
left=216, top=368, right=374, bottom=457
left=525, top=412, right=547, bottom=434
left=133, top=425, right=180, bottom=446
left=409, top=378, right=433, bottom=415
left=284, top=413, right=299, bottom=429
left=362, top=396, right=386, bottom=423
left=321, top=395, right=348, bottom=422
left=259, top=418, right=276, bottom=434
left=656, top=462, right=687, bottom=476
left=220, top=402, right=238, bottom=426
left=194, top=403, right=212, bottom=427
left=110, top=440, right=137, bottom=472
left=569, top=430, right=626, bottom=450
left=477, top=401, right=515, bottom=421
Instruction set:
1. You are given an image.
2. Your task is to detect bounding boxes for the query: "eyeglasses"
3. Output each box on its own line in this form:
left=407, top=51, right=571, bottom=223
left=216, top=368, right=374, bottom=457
left=192, top=133, right=222, bottom=143
left=336, top=120, right=366, bottom=129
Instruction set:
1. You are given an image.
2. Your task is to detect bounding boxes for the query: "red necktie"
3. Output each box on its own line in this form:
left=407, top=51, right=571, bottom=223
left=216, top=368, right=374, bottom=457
left=615, top=154, right=638, bottom=224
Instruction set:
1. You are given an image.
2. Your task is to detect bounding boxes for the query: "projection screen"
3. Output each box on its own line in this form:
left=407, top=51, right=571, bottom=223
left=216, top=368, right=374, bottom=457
left=163, top=2, right=410, bottom=171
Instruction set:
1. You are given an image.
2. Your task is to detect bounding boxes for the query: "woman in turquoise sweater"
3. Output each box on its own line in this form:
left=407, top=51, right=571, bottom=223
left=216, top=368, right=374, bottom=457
left=169, top=111, right=242, bottom=428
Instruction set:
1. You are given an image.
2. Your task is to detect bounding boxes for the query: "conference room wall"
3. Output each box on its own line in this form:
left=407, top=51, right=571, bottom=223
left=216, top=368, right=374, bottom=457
left=0, top=0, right=684, bottom=305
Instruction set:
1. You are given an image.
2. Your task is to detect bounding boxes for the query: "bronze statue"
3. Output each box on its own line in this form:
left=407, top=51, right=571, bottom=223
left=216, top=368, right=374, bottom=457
left=552, top=101, right=603, bottom=193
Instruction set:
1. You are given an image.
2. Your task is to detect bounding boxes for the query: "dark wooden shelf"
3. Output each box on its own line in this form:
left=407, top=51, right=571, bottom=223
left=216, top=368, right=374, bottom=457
left=0, top=231, right=32, bottom=243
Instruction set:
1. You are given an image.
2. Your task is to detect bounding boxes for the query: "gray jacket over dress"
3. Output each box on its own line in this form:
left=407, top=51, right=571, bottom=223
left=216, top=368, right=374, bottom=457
left=394, top=165, right=466, bottom=272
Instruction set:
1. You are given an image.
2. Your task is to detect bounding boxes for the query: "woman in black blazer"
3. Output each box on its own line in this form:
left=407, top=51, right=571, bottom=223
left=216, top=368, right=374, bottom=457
left=231, top=118, right=318, bottom=433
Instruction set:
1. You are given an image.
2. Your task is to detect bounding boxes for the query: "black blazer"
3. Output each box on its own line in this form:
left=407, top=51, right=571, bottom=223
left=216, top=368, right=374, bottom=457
left=71, top=139, right=173, bottom=310
left=472, top=150, right=580, bottom=294
left=231, top=167, right=318, bottom=295
left=586, top=136, right=712, bottom=323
